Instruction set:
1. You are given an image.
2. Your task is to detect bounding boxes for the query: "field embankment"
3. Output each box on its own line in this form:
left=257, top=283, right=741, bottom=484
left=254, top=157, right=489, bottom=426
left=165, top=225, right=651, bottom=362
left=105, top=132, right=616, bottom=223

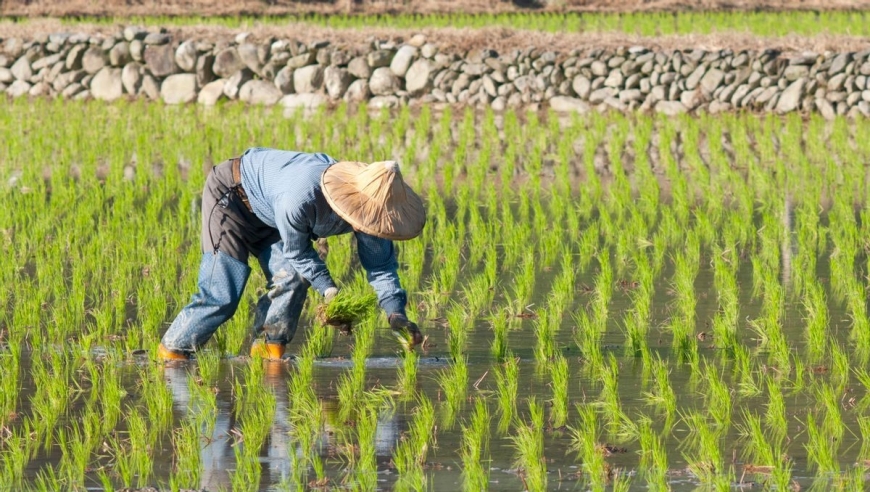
left=3, top=0, right=870, bottom=17
left=2, top=23, right=870, bottom=118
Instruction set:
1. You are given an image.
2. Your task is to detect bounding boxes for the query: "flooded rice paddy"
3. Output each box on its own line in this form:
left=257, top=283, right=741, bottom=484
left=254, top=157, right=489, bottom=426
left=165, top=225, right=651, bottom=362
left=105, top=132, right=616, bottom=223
left=2, top=99, right=870, bottom=490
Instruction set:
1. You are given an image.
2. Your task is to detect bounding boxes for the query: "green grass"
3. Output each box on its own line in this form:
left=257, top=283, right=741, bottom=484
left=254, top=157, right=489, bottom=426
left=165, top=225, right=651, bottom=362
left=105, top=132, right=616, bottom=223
left=42, top=10, right=870, bottom=37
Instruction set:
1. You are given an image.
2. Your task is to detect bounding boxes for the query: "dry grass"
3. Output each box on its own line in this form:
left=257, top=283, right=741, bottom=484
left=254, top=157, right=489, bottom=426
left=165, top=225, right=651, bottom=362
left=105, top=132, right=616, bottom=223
left=2, top=18, right=869, bottom=53
left=2, top=0, right=869, bottom=17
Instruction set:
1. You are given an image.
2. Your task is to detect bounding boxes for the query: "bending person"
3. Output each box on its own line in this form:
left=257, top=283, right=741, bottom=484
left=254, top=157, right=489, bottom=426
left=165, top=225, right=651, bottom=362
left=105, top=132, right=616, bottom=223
left=158, top=148, right=425, bottom=361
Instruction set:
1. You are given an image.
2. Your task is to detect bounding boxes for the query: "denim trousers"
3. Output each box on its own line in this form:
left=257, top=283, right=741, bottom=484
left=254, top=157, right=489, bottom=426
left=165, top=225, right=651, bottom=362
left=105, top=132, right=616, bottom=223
left=160, top=160, right=310, bottom=353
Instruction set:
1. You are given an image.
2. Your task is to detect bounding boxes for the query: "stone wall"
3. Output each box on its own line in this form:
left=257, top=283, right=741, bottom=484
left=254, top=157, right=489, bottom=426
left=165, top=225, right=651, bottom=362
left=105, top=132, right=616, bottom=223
left=2, top=27, right=870, bottom=118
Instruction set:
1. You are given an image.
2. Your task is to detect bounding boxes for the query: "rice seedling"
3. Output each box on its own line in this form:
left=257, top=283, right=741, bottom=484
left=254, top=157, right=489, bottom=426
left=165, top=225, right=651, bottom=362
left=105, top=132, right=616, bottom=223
left=460, top=398, right=491, bottom=491
left=511, top=398, right=546, bottom=492
left=392, top=394, right=436, bottom=483
left=316, top=290, right=377, bottom=328
left=438, top=356, right=468, bottom=429
left=548, top=354, right=569, bottom=428
left=493, top=355, right=519, bottom=434
left=642, top=353, right=677, bottom=417
left=679, top=410, right=730, bottom=487
left=636, top=417, right=669, bottom=490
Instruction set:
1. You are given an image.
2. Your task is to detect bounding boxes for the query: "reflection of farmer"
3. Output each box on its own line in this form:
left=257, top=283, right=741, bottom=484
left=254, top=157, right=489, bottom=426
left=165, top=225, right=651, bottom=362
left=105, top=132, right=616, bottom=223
left=158, top=148, right=425, bottom=361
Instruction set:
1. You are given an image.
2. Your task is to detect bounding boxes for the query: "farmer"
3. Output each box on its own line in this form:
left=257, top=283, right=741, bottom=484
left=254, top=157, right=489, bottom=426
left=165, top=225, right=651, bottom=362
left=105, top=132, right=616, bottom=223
left=157, top=148, right=426, bottom=361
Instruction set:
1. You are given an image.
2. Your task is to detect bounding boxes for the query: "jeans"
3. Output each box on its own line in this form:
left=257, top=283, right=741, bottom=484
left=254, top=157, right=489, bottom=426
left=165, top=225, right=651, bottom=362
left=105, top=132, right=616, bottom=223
left=160, top=159, right=310, bottom=353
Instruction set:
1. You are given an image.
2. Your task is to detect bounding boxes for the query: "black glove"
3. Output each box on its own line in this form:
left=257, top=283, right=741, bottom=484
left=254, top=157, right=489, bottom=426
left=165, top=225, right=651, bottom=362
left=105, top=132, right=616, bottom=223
left=389, top=313, right=424, bottom=350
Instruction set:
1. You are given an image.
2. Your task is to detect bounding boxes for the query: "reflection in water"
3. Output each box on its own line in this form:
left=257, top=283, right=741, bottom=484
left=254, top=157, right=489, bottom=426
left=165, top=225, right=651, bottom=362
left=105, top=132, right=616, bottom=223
left=163, top=363, right=233, bottom=490
left=161, top=362, right=401, bottom=489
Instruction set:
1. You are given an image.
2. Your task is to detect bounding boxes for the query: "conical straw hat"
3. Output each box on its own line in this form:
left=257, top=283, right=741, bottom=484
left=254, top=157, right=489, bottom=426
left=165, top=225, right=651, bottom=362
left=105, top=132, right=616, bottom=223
left=321, top=160, right=426, bottom=240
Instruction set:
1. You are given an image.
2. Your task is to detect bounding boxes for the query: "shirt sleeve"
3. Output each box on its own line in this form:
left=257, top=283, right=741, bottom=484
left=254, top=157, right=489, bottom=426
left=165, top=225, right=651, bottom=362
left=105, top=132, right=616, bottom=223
left=275, top=196, right=336, bottom=295
left=355, top=231, right=407, bottom=316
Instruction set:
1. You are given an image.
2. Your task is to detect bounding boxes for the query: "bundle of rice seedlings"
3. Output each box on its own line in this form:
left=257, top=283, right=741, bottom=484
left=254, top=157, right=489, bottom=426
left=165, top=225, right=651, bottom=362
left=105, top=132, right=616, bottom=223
left=316, top=290, right=377, bottom=328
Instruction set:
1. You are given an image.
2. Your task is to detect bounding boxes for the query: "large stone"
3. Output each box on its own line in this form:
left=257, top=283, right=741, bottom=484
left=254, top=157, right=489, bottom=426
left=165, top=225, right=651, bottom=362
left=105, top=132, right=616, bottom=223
left=775, top=77, right=807, bottom=113
left=655, top=100, right=688, bottom=116
left=685, top=64, right=707, bottom=90
left=175, top=41, right=198, bottom=72
left=549, top=96, right=590, bottom=113
left=409, top=34, right=427, bottom=48
left=347, top=56, right=371, bottom=79
left=343, top=79, right=369, bottom=102
left=405, top=59, right=434, bottom=95
left=589, top=87, right=617, bottom=104
left=324, top=66, right=352, bottom=99
left=369, top=67, right=399, bottom=96
left=699, top=68, right=725, bottom=96
left=369, top=95, right=400, bottom=109
left=197, top=79, right=226, bottom=105
left=32, top=53, right=62, bottom=72
left=10, top=56, right=32, bottom=81
left=144, top=44, right=177, bottom=78
left=572, top=75, right=591, bottom=99
left=109, top=42, right=131, bottom=67
left=0, top=68, right=12, bottom=83
left=52, top=70, right=85, bottom=92
left=65, top=44, right=87, bottom=70
left=784, top=65, right=809, bottom=82
left=223, top=69, right=254, bottom=99
left=82, top=46, right=109, bottom=74
left=280, top=93, right=327, bottom=110
left=286, top=52, right=315, bottom=70
left=212, top=48, right=245, bottom=79
left=274, top=66, right=295, bottom=94
left=143, top=33, right=171, bottom=45
left=3, top=38, right=24, bottom=59
left=367, top=50, right=393, bottom=68
left=828, top=53, right=851, bottom=76
left=6, top=80, right=31, bottom=97
left=139, top=74, right=160, bottom=100
left=196, top=54, right=215, bottom=86
left=603, top=70, right=624, bottom=88
left=130, top=40, right=144, bottom=62
left=238, top=43, right=261, bottom=73
left=90, top=67, right=124, bottom=101
left=28, top=82, right=50, bottom=97
left=122, top=63, right=143, bottom=94
left=61, top=82, right=84, bottom=98
left=123, top=26, right=148, bottom=42
left=160, top=73, right=197, bottom=104
left=294, top=65, right=323, bottom=94
left=680, top=89, right=701, bottom=109
left=390, top=45, right=417, bottom=77
left=238, top=80, right=283, bottom=105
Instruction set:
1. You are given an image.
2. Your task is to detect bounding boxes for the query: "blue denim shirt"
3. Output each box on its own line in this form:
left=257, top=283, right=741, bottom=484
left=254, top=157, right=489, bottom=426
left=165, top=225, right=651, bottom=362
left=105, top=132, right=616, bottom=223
left=239, top=147, right=406, bottom=316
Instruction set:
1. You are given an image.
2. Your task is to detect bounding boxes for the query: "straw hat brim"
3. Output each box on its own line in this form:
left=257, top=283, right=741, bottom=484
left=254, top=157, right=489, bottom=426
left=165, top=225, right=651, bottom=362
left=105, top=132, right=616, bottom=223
left=321, top=161, right=426, bottom=241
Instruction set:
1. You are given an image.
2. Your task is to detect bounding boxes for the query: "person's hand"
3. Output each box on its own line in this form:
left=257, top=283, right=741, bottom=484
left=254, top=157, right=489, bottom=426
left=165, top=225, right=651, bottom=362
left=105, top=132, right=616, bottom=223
left=389, top=313, right=424, bottom=351
left=324, top=287, right=339, bottom=303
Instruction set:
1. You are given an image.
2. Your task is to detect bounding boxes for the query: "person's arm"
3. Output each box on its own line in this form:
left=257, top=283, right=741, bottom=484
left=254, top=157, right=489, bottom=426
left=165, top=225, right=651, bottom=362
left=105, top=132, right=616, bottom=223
left=355, top=231, right=407, bottom=316
left=276, top=198, right=336, bottom=295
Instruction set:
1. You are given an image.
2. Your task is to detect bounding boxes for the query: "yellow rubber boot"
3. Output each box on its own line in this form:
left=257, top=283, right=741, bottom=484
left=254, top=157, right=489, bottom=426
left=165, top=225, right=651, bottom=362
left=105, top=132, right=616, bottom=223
left=157, top=343, right=189, bottom=361
left=250, top=340, right=286, bottom=361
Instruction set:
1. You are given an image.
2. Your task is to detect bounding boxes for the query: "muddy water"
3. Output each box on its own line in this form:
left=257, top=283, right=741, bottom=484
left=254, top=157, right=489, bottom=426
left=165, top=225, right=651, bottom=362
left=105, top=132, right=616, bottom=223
left=13, top=247, right=869, bottom=491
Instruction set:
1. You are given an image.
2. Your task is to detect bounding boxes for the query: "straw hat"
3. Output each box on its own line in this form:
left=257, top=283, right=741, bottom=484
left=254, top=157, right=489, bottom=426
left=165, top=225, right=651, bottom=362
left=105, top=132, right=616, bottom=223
left=321, top=160, right=426, bottom=240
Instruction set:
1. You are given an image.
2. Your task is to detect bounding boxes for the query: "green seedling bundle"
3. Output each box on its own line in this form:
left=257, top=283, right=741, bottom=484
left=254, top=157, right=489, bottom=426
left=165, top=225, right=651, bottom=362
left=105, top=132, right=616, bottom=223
left=4, top=97, right=870, bottom=490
